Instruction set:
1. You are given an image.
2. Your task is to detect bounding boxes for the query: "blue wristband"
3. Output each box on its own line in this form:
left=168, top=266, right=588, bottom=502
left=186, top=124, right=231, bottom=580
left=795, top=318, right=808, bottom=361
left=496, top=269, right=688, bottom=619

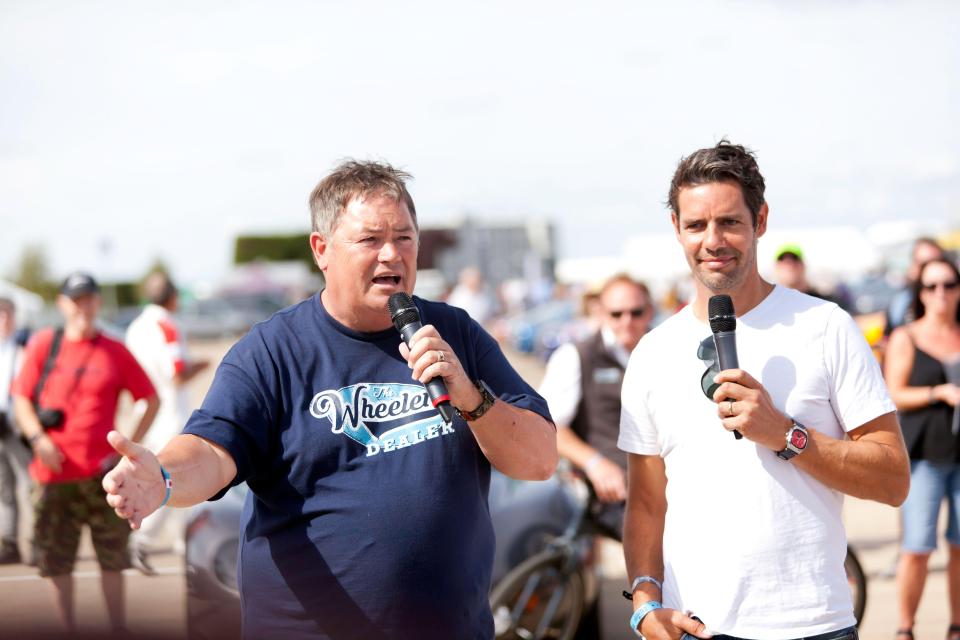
left=159, top=465, right=172, bottom=508
left=630, top=600, right=662, bottom=635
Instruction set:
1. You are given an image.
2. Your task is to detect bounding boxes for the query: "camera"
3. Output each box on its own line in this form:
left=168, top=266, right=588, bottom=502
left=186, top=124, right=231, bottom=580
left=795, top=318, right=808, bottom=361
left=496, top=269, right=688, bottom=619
left=36, top=407, right=65, bottom=429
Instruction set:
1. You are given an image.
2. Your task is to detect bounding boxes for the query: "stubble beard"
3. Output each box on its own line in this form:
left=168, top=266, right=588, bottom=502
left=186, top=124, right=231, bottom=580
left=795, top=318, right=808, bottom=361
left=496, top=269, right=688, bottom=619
left=694, top=245, right=756, bottom=293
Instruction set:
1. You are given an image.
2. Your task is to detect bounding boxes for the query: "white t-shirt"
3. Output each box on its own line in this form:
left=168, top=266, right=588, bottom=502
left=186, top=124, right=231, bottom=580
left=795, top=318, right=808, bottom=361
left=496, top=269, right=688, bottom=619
left=126, top=304, right=191, bottom=451
left=618, top=285, right=894, bottom=639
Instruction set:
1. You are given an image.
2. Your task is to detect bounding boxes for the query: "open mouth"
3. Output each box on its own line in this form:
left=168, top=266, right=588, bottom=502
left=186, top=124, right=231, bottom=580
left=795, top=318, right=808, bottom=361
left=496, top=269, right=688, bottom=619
left=372, top=275, right=401, bottom=286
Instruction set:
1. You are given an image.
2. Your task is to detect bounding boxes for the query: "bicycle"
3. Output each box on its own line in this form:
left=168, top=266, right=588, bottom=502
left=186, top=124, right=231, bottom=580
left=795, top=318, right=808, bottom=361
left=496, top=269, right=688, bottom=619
left=489, top=472, right=869, bottom=639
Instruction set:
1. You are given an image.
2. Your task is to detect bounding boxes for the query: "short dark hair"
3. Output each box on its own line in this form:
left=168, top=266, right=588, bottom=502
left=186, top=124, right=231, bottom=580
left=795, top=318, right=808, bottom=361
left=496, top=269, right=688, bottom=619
left=668, top=140, right=766, bottom=226
left=143, top=272, right=178, bottom=307
left=911, top=257, right=960, bottom=323
left=308, top=160, right=417, bottom=238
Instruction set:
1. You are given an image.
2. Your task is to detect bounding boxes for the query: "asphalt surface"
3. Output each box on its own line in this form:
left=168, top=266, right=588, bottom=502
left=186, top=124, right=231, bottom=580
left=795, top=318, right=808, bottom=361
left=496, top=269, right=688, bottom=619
left=0, top=338, right=950, bottom=639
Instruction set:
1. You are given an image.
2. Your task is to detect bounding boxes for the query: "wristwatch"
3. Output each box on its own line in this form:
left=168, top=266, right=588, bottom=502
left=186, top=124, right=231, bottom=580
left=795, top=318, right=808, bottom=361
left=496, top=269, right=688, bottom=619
left=455, top=380, right=496, bottom=421
left=776, top=419, right=809, bottom=461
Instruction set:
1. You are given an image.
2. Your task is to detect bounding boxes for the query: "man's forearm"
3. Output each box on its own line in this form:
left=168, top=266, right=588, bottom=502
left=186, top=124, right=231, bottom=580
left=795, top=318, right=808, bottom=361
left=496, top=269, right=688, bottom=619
left=556, top=426, right=600, bottom=469
left=129, top=396, right=160, bottom=444
left=624, top=454, right=668, bottom=604
left=12, top=395, right=44, bottom=440
left=470, top=403, right=557, bottom=481
left=157, top=434, right=238, bottom=508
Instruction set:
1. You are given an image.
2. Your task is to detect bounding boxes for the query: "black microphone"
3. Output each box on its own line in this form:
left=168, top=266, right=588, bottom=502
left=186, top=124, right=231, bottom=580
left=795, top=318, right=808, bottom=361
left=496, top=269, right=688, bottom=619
left=708, top=294, right=742, bottom=440
left=388, top=292, right=454, bottom=424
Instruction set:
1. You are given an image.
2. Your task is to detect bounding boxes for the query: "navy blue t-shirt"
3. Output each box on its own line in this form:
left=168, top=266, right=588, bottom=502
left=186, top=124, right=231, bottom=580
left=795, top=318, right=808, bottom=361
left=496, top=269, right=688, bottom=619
left=183, top=293, right=551, bottom=640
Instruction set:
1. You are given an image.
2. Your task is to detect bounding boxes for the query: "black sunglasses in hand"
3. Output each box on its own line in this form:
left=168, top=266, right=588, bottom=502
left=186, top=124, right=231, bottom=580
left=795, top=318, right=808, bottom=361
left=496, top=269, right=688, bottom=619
left=697, top=335, right=720, bottom=400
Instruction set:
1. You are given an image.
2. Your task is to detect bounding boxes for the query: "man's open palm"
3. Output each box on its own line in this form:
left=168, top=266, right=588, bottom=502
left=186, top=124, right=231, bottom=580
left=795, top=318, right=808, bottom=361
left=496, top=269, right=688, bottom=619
left=102, top=430, right=165, bottom=530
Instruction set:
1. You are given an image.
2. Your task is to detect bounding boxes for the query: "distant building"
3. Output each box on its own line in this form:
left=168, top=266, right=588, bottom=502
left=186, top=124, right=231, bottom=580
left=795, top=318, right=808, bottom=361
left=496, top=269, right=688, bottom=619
left=421, top=217, right=555, bottom=291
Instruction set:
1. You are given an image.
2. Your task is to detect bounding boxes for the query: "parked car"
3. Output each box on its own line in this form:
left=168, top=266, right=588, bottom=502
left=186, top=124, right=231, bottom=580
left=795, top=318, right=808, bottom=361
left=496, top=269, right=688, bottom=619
left=184, top=472, right=597, bottom=640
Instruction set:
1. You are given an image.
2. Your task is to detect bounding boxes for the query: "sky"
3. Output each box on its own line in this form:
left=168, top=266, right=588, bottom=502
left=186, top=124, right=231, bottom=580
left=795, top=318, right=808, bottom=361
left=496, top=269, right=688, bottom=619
left=2, top=0, right=958, bottom=287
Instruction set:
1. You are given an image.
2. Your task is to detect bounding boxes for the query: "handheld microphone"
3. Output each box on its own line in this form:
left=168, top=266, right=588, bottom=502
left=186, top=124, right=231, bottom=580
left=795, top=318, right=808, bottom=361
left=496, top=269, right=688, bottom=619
left=388, top=292, right=454, bottom=424
left=708, top=294, right=742, bottom=440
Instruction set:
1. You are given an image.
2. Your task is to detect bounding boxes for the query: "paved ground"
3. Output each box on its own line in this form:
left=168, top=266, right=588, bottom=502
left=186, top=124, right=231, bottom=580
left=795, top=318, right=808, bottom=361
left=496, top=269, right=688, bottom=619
left=0, top=338, right=951, bottom=638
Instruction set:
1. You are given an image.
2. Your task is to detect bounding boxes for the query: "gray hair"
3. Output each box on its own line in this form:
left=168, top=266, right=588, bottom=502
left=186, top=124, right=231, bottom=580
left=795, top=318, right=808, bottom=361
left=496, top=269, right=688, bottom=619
left=308, top=160, right=417, bottom=237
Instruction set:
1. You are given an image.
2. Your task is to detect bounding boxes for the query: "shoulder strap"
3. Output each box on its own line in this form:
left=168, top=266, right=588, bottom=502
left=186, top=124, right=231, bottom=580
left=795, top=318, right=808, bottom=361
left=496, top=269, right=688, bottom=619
left=32, top=328, right=64, bottom=403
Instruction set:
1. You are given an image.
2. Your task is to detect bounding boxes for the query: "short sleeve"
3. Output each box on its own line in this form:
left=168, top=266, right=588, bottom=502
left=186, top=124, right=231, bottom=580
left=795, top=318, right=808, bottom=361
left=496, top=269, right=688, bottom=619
left=537, top=343, right=582, bottom=427
left=469, top=319, right=552, bottom=425
left=617, top=343, right=660, bottom=455
left=823, top=306, right=896, bottom=432
left=117, top=344, right=156, bottom=401
left=182, top=331, right=279, bottom=492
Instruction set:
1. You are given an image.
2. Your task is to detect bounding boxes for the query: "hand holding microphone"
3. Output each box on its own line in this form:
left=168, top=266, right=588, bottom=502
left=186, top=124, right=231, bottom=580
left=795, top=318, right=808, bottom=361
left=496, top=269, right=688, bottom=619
left=389, top=292, right=457, bottom=423
left=708, top=295, right=742, bottom=440
left=708, top=294, right=794, bottom=449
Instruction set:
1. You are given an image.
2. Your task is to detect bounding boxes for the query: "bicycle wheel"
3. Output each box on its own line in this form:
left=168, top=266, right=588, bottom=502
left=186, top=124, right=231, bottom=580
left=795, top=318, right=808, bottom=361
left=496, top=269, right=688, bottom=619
left=844, top=545, right=867, bottom=626
left=489, top=549, right=586, bottom=640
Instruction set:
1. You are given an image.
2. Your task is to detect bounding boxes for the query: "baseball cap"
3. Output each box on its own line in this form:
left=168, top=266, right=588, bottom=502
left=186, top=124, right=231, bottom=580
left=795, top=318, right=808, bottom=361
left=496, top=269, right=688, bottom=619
left=60, top=272, right=101, bottom=298
left=774, top=243, right=804, bottom=262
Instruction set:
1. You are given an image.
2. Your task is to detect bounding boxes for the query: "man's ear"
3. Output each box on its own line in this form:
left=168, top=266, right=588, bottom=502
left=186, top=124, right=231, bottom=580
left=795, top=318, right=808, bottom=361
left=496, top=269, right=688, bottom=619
left=671, top=212, right=681, bottom=241
left=755, top=202, right=769, bottom=238
left=309, top=232, right=328, bottom=272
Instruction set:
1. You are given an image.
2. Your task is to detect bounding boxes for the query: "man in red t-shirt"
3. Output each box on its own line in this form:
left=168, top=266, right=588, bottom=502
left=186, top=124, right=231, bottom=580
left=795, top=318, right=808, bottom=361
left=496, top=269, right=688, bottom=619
left=11, top=272, right=159, bottom=635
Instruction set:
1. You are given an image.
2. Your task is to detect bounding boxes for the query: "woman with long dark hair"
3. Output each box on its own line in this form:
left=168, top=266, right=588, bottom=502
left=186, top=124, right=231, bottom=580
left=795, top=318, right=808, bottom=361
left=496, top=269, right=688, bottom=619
left=886, top=256, right=960, bottom=639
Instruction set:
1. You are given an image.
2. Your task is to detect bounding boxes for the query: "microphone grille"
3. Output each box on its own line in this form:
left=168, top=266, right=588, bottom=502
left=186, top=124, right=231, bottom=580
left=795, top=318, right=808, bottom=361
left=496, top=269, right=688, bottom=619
left=387, top=292, right=419, bottom=330
left=708, top=295, right=736, bottom=333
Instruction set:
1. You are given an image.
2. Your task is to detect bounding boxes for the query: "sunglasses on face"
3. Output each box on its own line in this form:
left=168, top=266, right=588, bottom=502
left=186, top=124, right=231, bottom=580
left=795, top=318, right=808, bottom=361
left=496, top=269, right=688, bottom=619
left=697, top=335, right=720, bottom=400
left=921, top=280, right=960, bottom=292
left=608, top=306, right=646, bottom=319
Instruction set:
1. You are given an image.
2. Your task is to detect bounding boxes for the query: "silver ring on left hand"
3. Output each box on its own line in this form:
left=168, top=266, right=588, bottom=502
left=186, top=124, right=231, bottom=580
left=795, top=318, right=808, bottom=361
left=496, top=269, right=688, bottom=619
left=727, top=399, right=735, bottom=417
left=437, top=350, right=445, bottom=363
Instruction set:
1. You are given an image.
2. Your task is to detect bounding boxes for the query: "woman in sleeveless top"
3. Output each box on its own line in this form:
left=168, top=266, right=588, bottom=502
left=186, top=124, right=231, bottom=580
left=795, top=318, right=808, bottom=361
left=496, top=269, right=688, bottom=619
left=885, top=257, right=960, bottom=640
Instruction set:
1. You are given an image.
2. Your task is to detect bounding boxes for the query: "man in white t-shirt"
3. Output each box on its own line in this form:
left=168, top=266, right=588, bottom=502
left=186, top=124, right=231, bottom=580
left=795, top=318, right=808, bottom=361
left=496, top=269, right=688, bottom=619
left=618, top=140, right=910, bottom=640
left=125, top=272, right=208, bottom=573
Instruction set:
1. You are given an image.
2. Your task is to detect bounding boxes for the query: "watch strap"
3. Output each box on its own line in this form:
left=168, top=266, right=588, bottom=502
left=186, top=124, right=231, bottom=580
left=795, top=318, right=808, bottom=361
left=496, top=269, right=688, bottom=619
left=455, top=380, right=496, bottom=421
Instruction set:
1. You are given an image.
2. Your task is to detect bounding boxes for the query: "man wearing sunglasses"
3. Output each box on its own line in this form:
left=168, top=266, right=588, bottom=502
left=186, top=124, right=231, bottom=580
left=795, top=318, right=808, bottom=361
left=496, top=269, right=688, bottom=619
left=540, top=274, right=654, bottom=533
left=617, top=141, right=910, bottom=640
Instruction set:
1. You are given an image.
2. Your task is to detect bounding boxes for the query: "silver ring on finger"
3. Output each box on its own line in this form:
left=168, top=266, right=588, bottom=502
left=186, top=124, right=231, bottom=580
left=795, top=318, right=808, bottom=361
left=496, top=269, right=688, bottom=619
left=437, top=350, right=445, bottom=363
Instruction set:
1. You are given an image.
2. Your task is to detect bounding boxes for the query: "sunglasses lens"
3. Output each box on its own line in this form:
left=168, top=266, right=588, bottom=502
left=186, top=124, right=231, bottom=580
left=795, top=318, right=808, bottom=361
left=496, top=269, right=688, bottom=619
left=701, top=366, right=720, bottom=399
left=923, top=281, right=960, bottom=291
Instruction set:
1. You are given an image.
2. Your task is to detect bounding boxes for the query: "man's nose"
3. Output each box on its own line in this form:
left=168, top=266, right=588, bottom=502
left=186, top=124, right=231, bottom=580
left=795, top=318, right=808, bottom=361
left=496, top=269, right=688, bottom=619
left=703, top=222, right=725, bottom=250
left=379, top=241, right=399, bottom=262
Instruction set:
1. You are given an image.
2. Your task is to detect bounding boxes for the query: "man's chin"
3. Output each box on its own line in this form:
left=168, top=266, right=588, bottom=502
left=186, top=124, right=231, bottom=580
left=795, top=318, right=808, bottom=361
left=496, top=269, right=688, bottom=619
left=696, top=269, right=741, bottom=292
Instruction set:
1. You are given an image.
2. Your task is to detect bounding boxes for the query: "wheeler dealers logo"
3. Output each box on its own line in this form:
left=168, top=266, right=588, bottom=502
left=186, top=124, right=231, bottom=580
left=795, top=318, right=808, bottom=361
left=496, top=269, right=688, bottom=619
left=309, top=382, right=454, bottom=457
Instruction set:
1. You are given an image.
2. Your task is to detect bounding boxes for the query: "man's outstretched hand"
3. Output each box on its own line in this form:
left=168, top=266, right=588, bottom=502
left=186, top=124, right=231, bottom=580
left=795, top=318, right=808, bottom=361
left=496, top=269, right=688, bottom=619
left=102, top=430, right=166, bottom=530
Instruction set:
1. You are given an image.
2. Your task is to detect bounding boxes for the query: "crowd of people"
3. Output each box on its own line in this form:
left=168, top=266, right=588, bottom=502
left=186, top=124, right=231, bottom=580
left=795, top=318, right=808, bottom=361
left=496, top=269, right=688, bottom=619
left=0, top=143, right=957, bottom=639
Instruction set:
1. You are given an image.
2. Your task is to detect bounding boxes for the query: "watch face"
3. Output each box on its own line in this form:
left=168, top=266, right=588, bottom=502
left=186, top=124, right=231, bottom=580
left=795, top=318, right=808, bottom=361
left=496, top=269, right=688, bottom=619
left=789, top=427, right=808, bottom=450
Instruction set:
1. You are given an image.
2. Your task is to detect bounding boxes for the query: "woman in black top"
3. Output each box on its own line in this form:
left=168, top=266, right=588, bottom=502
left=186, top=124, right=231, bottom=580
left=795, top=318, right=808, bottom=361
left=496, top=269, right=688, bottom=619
left=885, top=257, right=960, bottom=640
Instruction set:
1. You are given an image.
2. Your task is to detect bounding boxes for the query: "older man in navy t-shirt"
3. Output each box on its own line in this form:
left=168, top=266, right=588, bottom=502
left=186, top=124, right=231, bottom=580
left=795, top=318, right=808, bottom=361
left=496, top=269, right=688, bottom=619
left=102, top=160, right=558, bottom=639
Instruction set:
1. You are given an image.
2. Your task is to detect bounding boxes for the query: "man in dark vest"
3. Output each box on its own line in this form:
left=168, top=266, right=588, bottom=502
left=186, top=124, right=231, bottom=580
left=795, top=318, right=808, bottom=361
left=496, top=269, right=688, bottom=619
left=539, top=274, right=654, bottom=537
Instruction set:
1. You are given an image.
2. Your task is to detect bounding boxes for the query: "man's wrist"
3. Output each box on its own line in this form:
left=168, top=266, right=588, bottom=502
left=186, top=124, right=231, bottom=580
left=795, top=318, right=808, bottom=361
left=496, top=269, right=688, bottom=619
left=27, top=432, right=45, bottom=447
left=584, top=452, right=604, bottom=473
left=159, top=465, right=173, bottom=508
left=630, top=600, right=662, bottom=637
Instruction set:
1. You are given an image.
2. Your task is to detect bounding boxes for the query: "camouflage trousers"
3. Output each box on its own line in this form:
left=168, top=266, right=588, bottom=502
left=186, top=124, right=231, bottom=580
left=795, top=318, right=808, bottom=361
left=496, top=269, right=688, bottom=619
left=32, top=475, right=130, bottom=577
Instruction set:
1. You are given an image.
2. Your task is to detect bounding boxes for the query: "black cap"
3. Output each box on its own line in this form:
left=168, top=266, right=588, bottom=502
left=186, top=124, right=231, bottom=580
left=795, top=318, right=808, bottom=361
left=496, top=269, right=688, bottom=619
left=60, top=272, right=100, bottom=298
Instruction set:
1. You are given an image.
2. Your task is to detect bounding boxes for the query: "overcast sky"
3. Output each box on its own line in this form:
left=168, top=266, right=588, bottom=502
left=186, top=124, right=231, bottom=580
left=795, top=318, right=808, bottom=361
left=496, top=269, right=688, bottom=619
left=2, top=0, right=958, bottom=286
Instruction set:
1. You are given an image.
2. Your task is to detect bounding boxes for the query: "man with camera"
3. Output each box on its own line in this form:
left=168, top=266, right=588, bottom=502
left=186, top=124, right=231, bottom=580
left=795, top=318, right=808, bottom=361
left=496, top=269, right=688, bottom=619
left=11, top=272, right=159, bottom=635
